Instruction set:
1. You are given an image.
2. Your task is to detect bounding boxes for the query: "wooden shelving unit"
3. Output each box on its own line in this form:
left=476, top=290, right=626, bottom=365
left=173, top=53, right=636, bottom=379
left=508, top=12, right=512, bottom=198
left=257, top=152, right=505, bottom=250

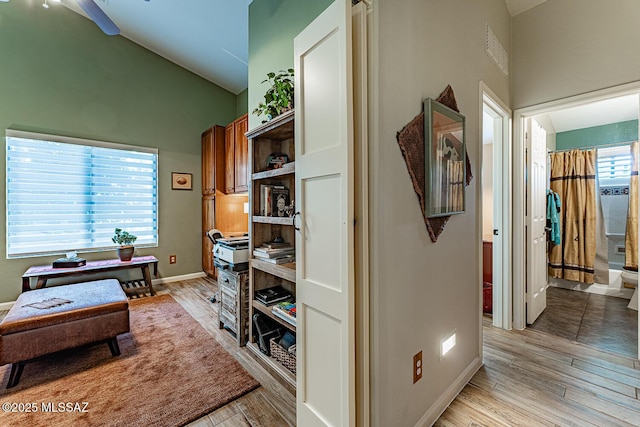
left=246, top=110, right=297, bottom=387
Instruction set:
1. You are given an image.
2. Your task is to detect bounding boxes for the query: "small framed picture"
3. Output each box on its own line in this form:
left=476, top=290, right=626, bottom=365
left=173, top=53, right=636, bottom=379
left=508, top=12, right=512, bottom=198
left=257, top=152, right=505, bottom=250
left=172, top=172, right=193, bottom=190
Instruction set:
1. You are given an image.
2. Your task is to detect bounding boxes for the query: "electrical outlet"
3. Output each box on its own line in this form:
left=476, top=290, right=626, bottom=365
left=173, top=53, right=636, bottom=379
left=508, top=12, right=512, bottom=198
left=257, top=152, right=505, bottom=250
left=413, top=351, right=422, bottom=383
left=169, top=255, right=176, bottom=264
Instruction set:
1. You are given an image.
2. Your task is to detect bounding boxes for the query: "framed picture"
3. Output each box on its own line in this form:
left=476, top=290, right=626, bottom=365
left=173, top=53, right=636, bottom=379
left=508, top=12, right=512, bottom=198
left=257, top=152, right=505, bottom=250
left=172, top=172, right=193, bottom=190
left=424, top=98, right=466, bottom=218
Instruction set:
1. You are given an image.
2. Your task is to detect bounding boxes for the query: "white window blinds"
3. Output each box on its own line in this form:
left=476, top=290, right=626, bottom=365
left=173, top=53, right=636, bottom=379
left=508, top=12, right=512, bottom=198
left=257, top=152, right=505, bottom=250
left=6, top=130, right=158, bottom=258
left=597, top=145, right=632, bottom=181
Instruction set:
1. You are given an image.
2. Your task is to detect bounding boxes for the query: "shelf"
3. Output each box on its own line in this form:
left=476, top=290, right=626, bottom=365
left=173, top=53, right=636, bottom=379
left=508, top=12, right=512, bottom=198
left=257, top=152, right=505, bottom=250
left=246, top=342, right=296, bottom=389
left=245, top=109, right=295, bottom=141
left=251, top=258, right=296, bottom=282
left=252, top=161, right=295, bottom=180
left=252, top=300, right=296, bottom=332
left=253, top=216, right=294, bottom=226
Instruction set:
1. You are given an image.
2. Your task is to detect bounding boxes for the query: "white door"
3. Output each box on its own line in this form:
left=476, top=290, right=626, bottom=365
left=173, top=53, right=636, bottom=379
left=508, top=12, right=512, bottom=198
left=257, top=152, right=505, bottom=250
left=526, top=118, right=548, bottom=324
left=294, top=1, right=355, bottom=425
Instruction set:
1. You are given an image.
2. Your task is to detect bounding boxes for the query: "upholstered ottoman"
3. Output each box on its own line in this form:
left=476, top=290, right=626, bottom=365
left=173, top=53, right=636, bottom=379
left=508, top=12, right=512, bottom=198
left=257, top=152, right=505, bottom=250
left=0, top=279, right=130, bottom=388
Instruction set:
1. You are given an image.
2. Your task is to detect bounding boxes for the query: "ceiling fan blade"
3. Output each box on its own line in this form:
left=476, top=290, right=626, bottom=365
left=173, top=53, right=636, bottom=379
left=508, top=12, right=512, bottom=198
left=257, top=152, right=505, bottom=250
left=75, top=0, right=120, bottom=36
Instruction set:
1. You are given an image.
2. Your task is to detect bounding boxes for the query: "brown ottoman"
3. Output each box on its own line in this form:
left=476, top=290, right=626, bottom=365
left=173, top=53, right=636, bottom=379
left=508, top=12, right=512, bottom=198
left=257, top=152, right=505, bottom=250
left=0, top=279, right=130, bottom=388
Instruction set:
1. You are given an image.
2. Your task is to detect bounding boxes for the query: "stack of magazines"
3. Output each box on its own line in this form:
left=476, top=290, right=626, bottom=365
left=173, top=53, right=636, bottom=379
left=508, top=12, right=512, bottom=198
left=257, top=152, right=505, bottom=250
left=272, top=301, right=296, bottom=326
left=253, top=243, right=295, bottom=264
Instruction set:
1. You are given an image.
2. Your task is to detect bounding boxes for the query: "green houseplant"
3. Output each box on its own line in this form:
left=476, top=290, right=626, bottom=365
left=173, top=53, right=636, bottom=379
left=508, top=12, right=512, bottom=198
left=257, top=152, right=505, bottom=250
left=112, top=228, right=137, bottom=262
left=252, top=69, right=294, bottom=123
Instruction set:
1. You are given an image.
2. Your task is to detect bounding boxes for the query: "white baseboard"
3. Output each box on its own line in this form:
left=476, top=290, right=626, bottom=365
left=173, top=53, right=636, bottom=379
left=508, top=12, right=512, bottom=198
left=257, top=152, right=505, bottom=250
left=414, top=356, right=483, bottom=427
left=151, top=271, right=207, bottom=285
left=0, top=301, right=14, bottom=311
left=0, top=272, right=209, bottom=312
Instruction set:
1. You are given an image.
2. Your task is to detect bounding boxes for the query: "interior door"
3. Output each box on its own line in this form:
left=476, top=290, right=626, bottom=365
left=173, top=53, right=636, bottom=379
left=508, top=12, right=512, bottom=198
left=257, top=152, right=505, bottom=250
left=294, top=0, right=355, bottom=425
left=526, top=118, right=548, bottom=324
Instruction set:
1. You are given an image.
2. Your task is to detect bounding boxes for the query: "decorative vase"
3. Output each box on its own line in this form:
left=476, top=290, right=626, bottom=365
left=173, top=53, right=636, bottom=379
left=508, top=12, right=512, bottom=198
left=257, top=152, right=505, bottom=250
left=116, top=246, right=135, bottom=262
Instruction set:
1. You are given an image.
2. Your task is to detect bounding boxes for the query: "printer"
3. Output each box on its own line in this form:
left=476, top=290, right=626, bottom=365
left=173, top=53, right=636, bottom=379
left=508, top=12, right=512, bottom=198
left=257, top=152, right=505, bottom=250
left=208, top=229, right=249, bottom=272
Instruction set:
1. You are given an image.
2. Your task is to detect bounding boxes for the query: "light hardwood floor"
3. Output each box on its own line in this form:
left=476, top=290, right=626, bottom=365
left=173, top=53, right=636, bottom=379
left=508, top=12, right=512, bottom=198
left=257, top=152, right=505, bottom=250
left=4, top=278, right=639, bottom=426
left=169, top=278, right=640, bottom=426
left=436, top=317, right=640, bottom=426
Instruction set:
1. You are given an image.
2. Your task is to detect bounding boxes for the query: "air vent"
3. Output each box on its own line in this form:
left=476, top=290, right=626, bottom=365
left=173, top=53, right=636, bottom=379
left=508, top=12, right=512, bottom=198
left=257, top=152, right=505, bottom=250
left=485, top=24, right=509, bottom=76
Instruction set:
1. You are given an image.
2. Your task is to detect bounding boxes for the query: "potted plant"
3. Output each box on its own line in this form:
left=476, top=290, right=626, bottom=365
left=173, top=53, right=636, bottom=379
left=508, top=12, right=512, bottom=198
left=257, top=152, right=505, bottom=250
left=252, top=69, right=294, bottom=123
left=112, top=228, right=137, bottom=262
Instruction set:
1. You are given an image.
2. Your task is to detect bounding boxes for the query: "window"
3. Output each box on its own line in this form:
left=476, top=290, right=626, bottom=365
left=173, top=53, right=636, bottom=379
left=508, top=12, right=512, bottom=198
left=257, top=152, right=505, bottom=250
left=6, top=130, right=158, bottom=258
left=597, top=145, right=632, bottom=182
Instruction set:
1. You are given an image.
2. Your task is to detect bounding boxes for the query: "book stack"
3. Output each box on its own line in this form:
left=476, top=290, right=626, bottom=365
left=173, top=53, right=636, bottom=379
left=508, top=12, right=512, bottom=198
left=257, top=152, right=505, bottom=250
left=253, top=243, right=295, bottom=264
left=272, top=301, right=296, bottom=326
left=255, top=285, right=292, bottom=306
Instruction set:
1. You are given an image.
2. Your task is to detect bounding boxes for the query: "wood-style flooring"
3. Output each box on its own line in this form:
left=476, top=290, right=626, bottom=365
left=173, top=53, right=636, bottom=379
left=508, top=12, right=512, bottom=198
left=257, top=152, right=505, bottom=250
left=4, top=278, right=640, bottom=426
left=529, top=286, right=638, bottom=358
left=153, top=277, right=296, bottom=427
left=436, top=317, right=640, bottom=426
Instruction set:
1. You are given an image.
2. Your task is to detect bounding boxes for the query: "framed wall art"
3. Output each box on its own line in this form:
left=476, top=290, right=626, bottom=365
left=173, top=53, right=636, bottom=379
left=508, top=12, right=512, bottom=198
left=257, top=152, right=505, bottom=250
left=424, top=98, right=466, bottom=218
left=172, top=172, right=193, bottom=190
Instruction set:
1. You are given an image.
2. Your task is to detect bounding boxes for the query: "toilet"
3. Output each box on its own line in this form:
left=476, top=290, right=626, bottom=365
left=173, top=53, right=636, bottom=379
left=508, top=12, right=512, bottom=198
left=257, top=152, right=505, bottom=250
left=621, top=267, right=638, bottom=311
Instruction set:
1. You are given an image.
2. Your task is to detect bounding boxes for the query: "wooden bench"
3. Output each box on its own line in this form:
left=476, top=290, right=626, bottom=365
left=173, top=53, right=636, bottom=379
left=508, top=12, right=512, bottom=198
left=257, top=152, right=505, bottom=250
left=0, top=279, right=130, bottom=388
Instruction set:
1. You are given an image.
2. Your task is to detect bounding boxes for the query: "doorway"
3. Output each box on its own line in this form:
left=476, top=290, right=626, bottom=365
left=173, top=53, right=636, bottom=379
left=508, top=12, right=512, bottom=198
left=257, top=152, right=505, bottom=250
left=481, top=83, right=511, bottom=330
left=513, top=82, right=640, bottom=359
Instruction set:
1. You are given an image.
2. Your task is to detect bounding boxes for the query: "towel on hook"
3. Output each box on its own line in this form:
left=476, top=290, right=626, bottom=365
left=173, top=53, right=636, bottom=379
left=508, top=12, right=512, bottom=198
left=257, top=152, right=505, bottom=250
left=547, top=189, right=561, bottom=245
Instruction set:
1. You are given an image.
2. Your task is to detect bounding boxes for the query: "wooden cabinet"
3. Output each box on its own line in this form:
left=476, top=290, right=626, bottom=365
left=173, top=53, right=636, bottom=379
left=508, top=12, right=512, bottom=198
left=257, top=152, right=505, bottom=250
left=224, top=114, right=249, bottom=194
left=246, top=110, right=296, bottom=387
left=218, top=269, right=249, bottom=346
left=201, top=125, right=225, bottom=277
left=201, top=125, right=225, bottom=195
left=202, top=194, right=216, bottom=276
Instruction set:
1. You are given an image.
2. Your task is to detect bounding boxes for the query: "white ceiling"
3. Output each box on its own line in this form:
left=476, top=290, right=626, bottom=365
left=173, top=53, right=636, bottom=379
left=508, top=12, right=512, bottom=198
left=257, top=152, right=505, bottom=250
left=60, top=0, right=250, bottom=95
left=543, top=95, right=640, bottom=133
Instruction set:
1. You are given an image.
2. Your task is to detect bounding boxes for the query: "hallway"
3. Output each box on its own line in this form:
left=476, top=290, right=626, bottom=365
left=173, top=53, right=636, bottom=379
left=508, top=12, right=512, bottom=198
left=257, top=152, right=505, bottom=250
left=529, top=286, right=637, bottom=358
left=436, top=317, right=640, bottom=426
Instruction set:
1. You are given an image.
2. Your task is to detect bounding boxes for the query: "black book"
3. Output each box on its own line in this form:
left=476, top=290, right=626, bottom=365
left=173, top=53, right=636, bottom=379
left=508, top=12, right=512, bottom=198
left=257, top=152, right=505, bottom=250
left=255, top=285, right=292, bottom=305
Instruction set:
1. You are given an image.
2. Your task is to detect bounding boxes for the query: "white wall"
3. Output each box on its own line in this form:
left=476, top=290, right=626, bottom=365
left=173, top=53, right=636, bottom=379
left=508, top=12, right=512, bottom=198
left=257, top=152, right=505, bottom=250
left=482, top=143, right=494, bottom=238
left=370, top=0, right=510, bottom=425
left=512, top=0, right=640, bottom=109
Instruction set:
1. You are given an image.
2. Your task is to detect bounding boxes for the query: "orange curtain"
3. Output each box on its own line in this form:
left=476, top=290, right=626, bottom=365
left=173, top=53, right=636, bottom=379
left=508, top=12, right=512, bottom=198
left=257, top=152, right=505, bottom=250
left=548, top=149, right=597, bottom=284
left=625, top=141, right=638, bottom=270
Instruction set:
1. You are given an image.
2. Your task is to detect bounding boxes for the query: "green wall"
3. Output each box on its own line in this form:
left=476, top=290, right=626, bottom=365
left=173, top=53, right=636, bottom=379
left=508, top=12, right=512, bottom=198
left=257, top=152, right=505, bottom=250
left=556, top=120, right=638, bottom=150
left=0, top=2, right=236, bottom=301
left=236, top=88, right=249, bottom=117
left=247, top=0, right=333, bottom=129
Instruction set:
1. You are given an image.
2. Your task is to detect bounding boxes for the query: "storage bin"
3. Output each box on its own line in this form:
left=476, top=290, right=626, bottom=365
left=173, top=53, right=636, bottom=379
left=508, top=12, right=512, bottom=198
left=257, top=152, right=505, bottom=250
left=269, top=337, right=296, bottom=374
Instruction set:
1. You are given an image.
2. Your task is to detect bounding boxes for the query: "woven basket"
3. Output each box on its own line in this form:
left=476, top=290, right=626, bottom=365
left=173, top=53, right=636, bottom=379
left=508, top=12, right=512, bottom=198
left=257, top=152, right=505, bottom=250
left=269, top=337, right=296, bottom=374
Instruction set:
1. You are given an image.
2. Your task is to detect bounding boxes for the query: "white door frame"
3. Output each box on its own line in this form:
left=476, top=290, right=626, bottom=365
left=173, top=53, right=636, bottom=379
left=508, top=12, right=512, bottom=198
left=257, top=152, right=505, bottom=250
left=480, top=82, right=512, bottom=330
left=513, top=81, right=640, bottom=333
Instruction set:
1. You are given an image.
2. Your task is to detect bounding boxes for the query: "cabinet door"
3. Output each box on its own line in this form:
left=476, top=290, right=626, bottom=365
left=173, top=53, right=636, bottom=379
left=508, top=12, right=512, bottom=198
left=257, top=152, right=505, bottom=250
left=202, top=126, right=226, bottom=194
left=225, top=123, right=235, bottom=194
left=201, top=128, right=214, bottom=194
left=234, top=114, right=249, bottom=193
left=202, top=194, right=216, bottom=276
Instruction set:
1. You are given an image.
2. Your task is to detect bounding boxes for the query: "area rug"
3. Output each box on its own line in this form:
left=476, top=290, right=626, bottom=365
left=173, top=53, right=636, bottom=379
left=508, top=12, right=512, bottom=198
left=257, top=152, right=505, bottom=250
left=0, top=294, right=260, bottom=427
